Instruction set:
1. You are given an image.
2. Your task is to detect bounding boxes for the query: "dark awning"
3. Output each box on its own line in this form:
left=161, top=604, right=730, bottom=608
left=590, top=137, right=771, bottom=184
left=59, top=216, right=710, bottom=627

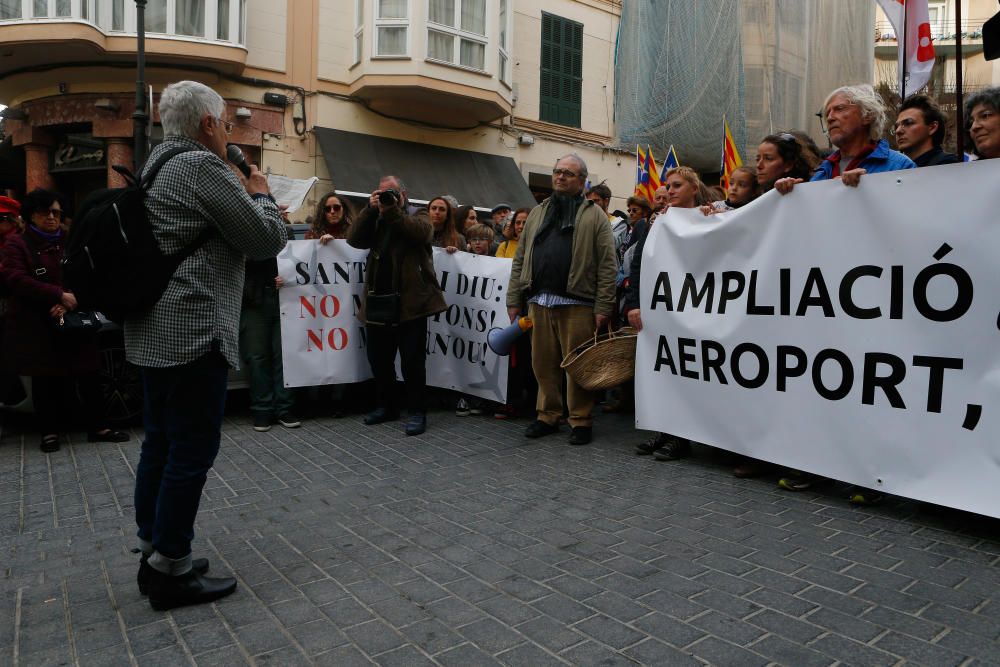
left=314, top=127, right=535, bottom=210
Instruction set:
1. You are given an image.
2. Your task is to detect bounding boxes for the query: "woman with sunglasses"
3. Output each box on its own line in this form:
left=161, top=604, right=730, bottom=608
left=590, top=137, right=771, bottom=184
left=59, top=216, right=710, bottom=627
left=2, top=189, right=129, bottom=452
left=307, top=191, right=354, bottom=242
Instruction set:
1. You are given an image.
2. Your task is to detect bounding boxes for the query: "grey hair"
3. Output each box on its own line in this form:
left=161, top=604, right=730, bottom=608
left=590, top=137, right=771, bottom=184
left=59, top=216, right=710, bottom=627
left=158, top=80, right=225, bottom=139
left=824, top=84, right=889, bottom=141
left=555, top=153, right=588, bottom=179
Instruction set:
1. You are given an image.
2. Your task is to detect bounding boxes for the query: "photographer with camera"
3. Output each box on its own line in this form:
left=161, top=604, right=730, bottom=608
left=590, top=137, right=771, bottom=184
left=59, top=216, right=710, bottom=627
left=348, top=175, right=446, bottom=436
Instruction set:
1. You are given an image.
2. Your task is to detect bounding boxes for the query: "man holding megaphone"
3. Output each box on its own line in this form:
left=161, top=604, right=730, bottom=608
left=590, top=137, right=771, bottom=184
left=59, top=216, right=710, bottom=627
left=505, top=154, right=617, bottom=446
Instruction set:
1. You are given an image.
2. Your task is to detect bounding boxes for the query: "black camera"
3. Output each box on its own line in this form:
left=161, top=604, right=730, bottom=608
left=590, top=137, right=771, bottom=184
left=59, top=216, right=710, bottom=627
left=378, top=189, right=400, bottom=206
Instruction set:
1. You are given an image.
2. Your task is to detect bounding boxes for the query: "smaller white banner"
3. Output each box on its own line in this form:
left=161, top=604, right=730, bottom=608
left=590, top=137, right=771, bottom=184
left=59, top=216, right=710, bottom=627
left=278, top=241, right=511, bottom=403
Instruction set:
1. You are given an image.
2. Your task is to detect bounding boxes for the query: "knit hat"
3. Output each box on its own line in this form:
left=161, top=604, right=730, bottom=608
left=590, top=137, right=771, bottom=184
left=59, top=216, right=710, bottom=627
left=0, top=196, right=20, bottom=216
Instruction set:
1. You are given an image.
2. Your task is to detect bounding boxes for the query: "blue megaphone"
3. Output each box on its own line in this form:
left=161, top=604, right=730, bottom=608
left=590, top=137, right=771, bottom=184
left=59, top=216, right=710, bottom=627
left=487, top=317, right=533, bottom=356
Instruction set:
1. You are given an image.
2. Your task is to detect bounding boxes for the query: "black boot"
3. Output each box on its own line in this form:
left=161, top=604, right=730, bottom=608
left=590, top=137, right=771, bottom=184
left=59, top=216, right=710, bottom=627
left=146, top=567, right=237, bottom=611
left=363, top=407, right=399, bottom=425
left=404, top=411, right=427, bottom=436
left=136, top=553, right=210, bottom=596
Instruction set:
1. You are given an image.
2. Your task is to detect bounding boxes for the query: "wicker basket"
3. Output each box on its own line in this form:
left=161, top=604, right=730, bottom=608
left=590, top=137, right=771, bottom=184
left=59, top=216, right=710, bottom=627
left=560, top=327, right=638, bottom=391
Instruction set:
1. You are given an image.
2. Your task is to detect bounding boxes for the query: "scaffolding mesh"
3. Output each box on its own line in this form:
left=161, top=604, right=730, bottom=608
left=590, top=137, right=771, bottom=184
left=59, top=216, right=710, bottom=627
left=616, top=0, right=875, bottom=175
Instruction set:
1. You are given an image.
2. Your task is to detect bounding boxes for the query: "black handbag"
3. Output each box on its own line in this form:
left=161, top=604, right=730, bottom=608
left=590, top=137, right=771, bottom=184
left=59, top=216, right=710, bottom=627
left=52, top=310, right=103, bottom=335
left=365, top=223, right=401, bottom=325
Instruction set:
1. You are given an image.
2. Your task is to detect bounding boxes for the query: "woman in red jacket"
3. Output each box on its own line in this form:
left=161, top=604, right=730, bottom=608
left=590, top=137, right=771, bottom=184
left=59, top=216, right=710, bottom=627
left=2, top=189, right=128, bottom=452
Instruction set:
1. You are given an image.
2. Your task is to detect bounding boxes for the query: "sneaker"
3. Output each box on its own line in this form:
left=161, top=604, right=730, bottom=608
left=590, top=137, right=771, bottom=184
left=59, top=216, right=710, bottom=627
left=778, top=471, right=818, bottom=492
left=652, top=436, right=691, bottom=461
left=469, top=406, right=485, bottom=416
left=848, top=487, right=884, bottom=506
left=252, top=415, right=271, bottom=432
left=277, top=413, right=301, bottom=428
left=636, top=432, right=670, bottom=456
left=456, top=399, right=471, bottom=417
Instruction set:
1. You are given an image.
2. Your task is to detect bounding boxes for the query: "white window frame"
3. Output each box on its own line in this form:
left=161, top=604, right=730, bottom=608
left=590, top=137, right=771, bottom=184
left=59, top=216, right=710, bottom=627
left=426, top=0, right=488, bottom=72
left=353, top=0, right=363, bottom=65
left=374, top=0, right=410, bottom=59
left=927, top=1, right=946, bottom=38
left=498, top=0, right=510, bottom=84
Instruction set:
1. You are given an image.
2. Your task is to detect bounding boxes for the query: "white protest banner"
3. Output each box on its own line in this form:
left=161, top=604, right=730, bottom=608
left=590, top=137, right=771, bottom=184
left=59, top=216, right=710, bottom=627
left=425, top=249, right=510, bottom=403
left=277, top=240, right=372, bottom=385
left=278, top=241, right=510, bottom=403
left=635, top=161, right=1000, bottom=518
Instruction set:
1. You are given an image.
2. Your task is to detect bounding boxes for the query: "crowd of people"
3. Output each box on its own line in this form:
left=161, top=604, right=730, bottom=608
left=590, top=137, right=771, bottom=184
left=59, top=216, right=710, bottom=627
left=0, top=79, right=997, bottom=612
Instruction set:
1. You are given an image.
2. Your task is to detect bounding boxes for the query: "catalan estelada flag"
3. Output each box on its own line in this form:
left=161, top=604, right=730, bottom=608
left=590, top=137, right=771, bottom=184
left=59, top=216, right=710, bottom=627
left=635, top=145, right=656, bottom=201
left=646, top=145, right=662, bottom=194
left=720, top=115, right=743, bottom=191
left=659, top=144, right=680, bottom=182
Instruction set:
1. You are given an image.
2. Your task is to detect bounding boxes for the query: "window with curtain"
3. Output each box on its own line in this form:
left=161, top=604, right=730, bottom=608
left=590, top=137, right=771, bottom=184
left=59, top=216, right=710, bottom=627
left=56, top=0, right=71, bottom=16
left=375, top=0, right=407, bottom=56
left=378, top=0, right=406, bottom=19
left=0, top=0, right=21, bottom=19
left=176, top=0, right=205, bottom=36
left=499, top=0, right=510, bottom=83
left=32, top=0, right=47, bottom=17
left=217, top=0, right=229, bottom=39
left=146, top=0, right=167, bottom=33
left=353, top=0, right=364, bottom=64
left=112, top=0, right=123, bottom=30
left=426, top=0, right=488, bottom=71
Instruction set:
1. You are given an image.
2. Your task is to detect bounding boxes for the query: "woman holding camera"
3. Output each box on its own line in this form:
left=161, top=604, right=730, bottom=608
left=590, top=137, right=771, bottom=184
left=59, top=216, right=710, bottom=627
left=348, top=179, right=446, bottom=436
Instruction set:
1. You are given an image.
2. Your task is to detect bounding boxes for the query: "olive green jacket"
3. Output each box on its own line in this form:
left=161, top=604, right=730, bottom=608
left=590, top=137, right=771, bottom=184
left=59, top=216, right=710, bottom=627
left=506, top=197, right=618, bottom=316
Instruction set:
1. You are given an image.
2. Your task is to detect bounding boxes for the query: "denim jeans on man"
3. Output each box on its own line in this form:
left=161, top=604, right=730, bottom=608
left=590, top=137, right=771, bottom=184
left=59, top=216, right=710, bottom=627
left=134, top=350, right=228, bottom=571
left=240, top=288, right=294, bottom=419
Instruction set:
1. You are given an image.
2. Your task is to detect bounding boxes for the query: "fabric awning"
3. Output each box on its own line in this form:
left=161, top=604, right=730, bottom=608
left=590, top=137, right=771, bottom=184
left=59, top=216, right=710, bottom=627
left=314, top=127, right=536, bottom=210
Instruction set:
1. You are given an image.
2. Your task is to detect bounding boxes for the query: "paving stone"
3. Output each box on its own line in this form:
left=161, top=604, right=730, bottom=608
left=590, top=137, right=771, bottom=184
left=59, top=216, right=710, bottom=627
left=808, top=633, right=901, bottom=667
left=748, top=634, right=835, bottom=667
left=873, top=630, right=968, bottom=666
left=686, top=635, right=769, bottom=667
left=514, top=614, right=585, bottom=653
left=572, top=613, right=645, bottom=650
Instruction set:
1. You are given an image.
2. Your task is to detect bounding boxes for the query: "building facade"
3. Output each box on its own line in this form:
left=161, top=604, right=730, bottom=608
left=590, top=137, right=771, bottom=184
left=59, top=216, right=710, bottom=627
left=0, top=0, right=633, bottom=216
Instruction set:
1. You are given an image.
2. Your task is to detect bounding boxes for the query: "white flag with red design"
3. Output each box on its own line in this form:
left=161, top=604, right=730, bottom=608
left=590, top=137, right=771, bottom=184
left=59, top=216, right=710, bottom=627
left=876, top=0, right=936, bottom=95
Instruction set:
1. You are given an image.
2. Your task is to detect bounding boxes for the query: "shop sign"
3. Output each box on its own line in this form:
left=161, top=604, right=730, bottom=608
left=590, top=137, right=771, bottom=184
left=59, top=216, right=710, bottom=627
left=50, top=135, right=105, bottom=173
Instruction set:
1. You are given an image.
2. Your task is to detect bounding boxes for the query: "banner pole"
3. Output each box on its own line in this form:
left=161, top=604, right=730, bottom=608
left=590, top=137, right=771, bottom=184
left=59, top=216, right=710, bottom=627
left=956, top=0, right=965, bottom=158
left=901, top=0, right=908, bottom=100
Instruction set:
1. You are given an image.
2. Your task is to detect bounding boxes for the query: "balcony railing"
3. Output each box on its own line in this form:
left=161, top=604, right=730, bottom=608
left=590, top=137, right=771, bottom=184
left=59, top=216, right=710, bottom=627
left=875, top=18, right=987, bottom=43
left=0, top=0, right=247, bottom=46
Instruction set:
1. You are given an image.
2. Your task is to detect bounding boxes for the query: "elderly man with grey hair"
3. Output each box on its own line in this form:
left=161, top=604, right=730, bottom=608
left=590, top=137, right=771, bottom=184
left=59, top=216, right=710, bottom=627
left=506, top=153, right=617, bottom=446
left=127, top=80, right=288, bottom=610
left=776, top=83, right=914, bottom=193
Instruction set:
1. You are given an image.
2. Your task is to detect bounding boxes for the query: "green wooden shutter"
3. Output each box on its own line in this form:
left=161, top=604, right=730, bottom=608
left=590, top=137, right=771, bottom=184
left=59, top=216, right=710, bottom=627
left=539, top=12, right=582, bottom=128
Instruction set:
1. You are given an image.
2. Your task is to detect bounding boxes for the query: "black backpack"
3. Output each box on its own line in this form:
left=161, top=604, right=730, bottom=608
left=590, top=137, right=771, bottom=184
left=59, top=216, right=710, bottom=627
left=62, top=147, right=212, bottom=322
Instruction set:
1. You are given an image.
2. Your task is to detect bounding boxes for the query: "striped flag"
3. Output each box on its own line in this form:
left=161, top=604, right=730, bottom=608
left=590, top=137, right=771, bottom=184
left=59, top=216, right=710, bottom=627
left=646, top=145, right=662, bottom=195
left=635, top=145, right=656, bottom=201
left=659, top=145, right=680, bottom=182
left=720, top=115, right=743, bottom=191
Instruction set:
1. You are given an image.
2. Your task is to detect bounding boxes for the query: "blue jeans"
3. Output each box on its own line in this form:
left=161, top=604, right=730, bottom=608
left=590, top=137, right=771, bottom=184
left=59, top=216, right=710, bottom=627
left=134, top=351, right=228, bottom=559
left=240, top=290, right=294, bottom=418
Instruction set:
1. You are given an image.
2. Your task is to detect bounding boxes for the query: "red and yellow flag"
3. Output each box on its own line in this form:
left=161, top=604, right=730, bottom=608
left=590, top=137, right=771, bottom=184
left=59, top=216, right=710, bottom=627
left=720, top=115, right=743, bottom=191
left=634, top=145, right=656, bottom=202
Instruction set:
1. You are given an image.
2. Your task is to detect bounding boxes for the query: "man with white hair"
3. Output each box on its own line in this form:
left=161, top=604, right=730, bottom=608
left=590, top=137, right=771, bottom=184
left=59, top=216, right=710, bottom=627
left=506, top=153, right=617, bottom=446
left=127, top=80, right=288, bottom=610
left=776, top=84, right=914, bottom=193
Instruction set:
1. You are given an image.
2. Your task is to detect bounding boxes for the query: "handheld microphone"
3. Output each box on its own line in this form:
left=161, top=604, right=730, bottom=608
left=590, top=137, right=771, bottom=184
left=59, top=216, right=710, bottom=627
left=226, top=144, right=252, bottom=178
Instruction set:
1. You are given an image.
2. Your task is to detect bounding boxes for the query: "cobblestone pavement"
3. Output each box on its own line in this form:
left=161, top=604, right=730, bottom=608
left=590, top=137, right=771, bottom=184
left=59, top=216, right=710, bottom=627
left=2, top=406, right=1000, bottom=666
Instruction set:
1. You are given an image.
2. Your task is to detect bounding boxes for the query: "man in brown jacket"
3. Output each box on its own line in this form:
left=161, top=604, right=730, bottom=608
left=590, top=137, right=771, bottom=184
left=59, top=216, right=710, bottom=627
left=349, top=175, right=446, bottom=436
left=507, top=155, right=617, bottom=445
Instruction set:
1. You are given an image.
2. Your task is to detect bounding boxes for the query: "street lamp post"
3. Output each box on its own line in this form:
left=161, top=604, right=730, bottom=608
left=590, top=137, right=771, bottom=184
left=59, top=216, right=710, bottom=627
left=133, top=0, right=148, bottom=172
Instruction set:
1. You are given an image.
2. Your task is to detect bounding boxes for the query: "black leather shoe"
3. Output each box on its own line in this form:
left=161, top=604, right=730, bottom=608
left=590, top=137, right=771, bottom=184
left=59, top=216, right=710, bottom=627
left=404, top=412, right=427, bottom=436
left=524, top=420, right=559, bottom=438
left=363, top=408, right=399, bottom=425
left=147, top=568, right=237, bottom=611
left=568, top=426, right=592, bottom=445
left=137, top=555, right=210, bottom=596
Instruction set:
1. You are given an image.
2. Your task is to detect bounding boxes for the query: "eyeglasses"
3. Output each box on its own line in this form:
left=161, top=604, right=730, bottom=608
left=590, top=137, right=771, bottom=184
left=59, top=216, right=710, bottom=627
left=0, top=214, right=16, bottom=223
left=45, top=208, right=63, bottom=219
left=215, top=117, right=234, bottom=134
left=894, top=118, right=919, bottom=130
left=324, top=204, right=343, bottom=213
left=776, top=132, right=797, bottom=142
left=818, top=102, right=857, bottom=134
left=469, top=237, right=491, bottom=243
left=552, top=168, right=579, bottom=178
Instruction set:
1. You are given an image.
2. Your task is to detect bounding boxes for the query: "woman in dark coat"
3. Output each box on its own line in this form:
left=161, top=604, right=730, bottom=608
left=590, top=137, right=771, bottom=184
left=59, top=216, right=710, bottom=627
left=2, top=189, right=128, bottom=452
